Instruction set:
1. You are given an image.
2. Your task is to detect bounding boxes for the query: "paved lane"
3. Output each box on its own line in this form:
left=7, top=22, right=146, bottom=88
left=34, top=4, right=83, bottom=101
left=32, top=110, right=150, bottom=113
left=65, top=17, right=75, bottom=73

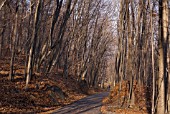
left=45, top=92, right=108, bottom=114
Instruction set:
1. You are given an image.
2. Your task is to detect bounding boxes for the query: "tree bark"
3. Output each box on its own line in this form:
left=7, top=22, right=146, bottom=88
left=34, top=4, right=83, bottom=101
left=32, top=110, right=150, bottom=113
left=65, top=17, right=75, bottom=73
left=26, top=0, right=42, bottom=89
left=0, top=0, right=6, bottom=11
left=149, top=0, right=155, bottom=113
left=9, top=3, right=19, bottom=81
left=157, top=0, right=168, bottom=113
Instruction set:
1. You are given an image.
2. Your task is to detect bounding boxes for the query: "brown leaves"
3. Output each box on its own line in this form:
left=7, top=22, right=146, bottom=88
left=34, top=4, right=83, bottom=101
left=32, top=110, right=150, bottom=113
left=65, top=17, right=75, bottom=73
left=102, top=80, right=151, bottom=114
left=0, top=59, right=87, bottom=113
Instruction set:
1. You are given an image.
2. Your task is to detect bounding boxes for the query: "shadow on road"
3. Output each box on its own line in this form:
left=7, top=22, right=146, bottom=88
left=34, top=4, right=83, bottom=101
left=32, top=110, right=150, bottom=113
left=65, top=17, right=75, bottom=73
left=44, top=92, right=108, bottom=114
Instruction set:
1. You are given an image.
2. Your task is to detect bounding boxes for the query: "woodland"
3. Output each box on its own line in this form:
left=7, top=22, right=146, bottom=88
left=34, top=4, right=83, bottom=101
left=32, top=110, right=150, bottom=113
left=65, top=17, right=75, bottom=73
left=0, top=0, right=169, bottom=114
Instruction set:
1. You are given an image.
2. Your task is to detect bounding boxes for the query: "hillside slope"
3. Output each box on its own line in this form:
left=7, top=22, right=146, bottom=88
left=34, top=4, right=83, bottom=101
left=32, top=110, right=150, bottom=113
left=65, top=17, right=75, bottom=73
left=0, top=56, right=87, bottom=113
left=101, top=81, right=152, bottom=114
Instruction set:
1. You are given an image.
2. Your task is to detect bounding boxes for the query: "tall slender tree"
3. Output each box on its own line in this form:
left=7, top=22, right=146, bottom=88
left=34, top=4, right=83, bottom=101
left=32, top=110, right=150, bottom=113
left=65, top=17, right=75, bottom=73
left=26, top=0, right=42, bottom=89
left=9, top=1, right=19, bottom=81
left=157, top=0, right=168, bottom=113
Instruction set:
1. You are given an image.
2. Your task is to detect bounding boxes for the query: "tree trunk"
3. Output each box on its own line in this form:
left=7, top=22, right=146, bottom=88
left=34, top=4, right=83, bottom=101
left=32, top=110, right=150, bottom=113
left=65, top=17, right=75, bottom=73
left=168, top=2, right=170, bottom=112
left=149, top=0, right=155, bottom=113
left=157, top=0, right=168, bottom=113
left=48, top=0, right=63, bottom=48
left=26, top=0, right=42, bottom=89
left=0, top=0, right=6, bottom=10
left=9, top=4, right=19, bottom=81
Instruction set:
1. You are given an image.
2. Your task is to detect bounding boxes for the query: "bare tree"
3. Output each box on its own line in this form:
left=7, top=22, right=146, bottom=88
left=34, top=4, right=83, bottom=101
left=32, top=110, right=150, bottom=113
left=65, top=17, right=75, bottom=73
left=9, top=1, right=19, bottom=81
left=26, top=0, right=42, bottom=89
left=157, top=0, right=168, bottom=113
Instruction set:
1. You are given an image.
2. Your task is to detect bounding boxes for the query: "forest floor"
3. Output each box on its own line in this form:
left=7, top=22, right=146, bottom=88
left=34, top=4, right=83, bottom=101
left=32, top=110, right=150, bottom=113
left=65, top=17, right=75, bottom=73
left=0, top=55, right=105, bottom=113
left=101, top=81, right=152, bottom=114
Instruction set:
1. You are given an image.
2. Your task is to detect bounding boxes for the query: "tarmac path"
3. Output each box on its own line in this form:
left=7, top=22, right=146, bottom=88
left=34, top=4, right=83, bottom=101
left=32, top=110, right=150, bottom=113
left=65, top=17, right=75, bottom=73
left=46, top=92, right=109, bottom=114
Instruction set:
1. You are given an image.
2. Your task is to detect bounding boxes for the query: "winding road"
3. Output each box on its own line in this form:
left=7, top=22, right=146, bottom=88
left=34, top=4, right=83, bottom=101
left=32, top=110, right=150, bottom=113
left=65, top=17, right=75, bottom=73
left=45, top=92, right=108, bottom=114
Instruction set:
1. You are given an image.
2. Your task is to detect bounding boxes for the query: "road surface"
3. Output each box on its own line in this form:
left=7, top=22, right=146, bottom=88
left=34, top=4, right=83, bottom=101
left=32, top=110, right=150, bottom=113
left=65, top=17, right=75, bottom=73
left=45, top=92, right=109, bottom=114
